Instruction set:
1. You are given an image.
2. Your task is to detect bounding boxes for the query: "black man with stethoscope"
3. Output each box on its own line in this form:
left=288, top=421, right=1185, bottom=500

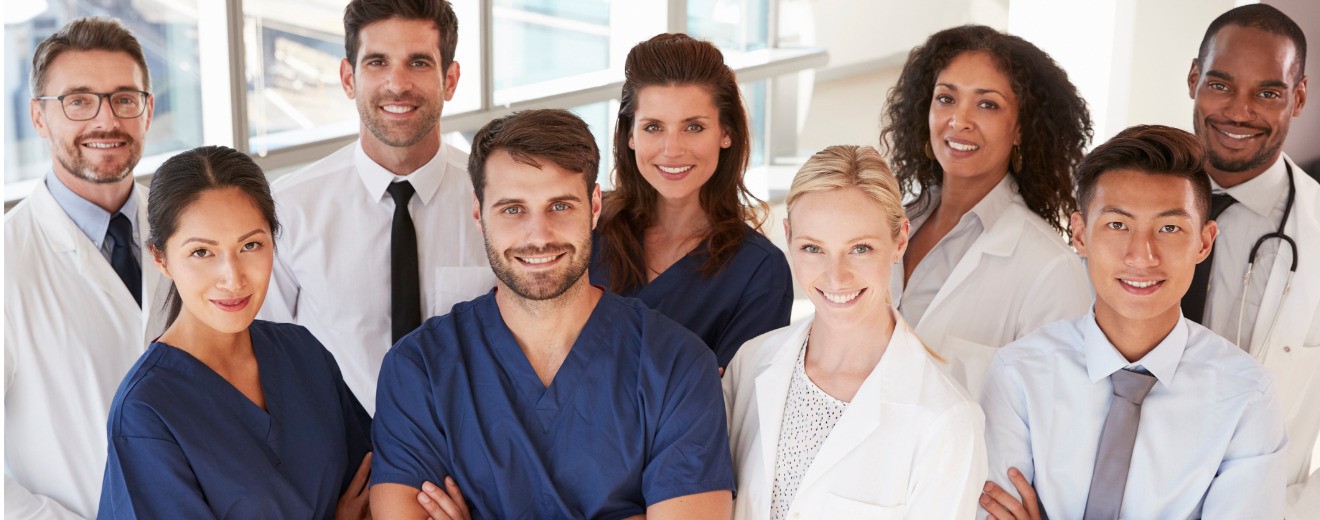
left=1187, top=5, right=1319, bottom=518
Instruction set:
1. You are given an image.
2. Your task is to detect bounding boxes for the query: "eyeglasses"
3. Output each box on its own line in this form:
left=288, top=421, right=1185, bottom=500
left=34, top=90, right=151, bottom=121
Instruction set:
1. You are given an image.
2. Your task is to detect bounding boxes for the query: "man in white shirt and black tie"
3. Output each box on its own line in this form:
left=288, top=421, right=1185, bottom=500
left=260, top=0, right=493, bottom=414
left=977, top=125, right=1287, bottom=520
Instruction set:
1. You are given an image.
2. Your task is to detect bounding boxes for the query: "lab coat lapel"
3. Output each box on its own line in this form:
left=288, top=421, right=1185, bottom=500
left=1250, top=160, right=1319, bottom=354
left=31, top=181, right=151, bottom=321
left=798, top=315, right=925, bottom=492
left=135, top=183, right=171, bottom=339
left=754, top=320, right=809, bottom=492
left=918, top=206, right=1025, bottom=330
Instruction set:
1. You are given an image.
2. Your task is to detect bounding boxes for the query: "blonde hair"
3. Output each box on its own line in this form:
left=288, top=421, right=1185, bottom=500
left=786, top=145, right=905, bottom=239
left=786, top=145, right=943, bottom=362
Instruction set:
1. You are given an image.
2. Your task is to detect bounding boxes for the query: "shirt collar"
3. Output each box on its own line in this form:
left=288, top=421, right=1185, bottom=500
left=44, top=171, right=140, bottom=248
left=967, top=175, right=1016, bottom=231
left=354, top=140, right=449, bottom=205
left=1210, top=155, right=1289, bottom=219
left=910, top=174, right=1017, bottom=230
left=1083, top=309, right=1188, bottom=387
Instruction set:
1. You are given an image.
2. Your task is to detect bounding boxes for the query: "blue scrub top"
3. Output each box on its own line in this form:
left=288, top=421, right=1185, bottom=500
left=371, top=290, right=734, bottom=519
left=99, top=321, right=372, bottom=519
left=590, top=225, right=794, bottom=367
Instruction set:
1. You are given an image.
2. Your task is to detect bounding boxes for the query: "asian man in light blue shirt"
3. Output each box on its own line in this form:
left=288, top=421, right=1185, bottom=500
left=978, top=125, right=1287, bottom=520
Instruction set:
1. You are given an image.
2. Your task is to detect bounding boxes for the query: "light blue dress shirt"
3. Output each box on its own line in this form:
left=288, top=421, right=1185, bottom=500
left=980, top=311, right=1287, bottom=520
left=45, top=172, right=141, bottom=264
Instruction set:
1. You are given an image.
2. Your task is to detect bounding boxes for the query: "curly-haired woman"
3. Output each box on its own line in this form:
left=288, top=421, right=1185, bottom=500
left=880, top=25, right=1093, bottom=397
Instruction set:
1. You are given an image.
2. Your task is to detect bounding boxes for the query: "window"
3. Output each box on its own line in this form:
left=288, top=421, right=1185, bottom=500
left=5, top=0, right=823, bottom=203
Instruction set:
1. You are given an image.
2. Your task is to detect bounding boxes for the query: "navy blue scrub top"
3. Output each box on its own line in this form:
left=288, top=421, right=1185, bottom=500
left=590, top=225, right=794, bottom=367
left=99, top=321, right=372, bottom=519
left=371, top=290, right=734, bottom=519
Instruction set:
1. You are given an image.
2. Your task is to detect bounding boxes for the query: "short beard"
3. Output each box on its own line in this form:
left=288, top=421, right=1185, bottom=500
left=485, top=235, right=591, bottom=302
left=56, top=131, right=140, bottom=184
left=1207, top=146, right=1276, bottom=175
left=358, top=94, right=442, bottom=148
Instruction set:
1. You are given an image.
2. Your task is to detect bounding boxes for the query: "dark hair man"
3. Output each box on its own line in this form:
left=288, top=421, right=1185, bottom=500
left=258, top=0, right=494, bottom=415
left=978, top=125, right=1286, bottom=519
left=1185, top=6, right=1319, bottom=516
left=369, top=109, right=734, bottom=519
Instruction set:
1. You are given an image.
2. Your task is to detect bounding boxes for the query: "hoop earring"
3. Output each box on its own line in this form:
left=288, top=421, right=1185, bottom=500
left=924, top=141, right=935, bottom=160
left=1010, top=145, right=1023, bottom=173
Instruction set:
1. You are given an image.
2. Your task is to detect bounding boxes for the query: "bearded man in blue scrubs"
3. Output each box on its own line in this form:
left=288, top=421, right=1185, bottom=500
left=369, top=108, right=735, bottom=519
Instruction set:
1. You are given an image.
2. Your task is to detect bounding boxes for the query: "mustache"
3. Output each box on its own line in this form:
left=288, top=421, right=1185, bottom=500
left=371, top=93, right=427, bottom=105
left=506, top=243, right=574, bottom=258
left=77, top=130, right=136, bottom=145
left=1206, top=118, right=1269, bottom=135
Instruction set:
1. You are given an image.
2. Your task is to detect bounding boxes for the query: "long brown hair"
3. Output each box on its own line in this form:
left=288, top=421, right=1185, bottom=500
left=597, top=33, right=769, bottom=292
left=880, top=25, right=1092, bottom=234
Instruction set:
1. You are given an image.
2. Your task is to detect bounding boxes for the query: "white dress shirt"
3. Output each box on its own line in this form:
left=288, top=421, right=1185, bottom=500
left=981, top=312, right=1288, bottom=520
left=1205, top=155, right=1289, bottom=347
left=261, top=141, right=494, bottom=414
left=5, top=178, right=169, bottom=520
left=897, top=175, right=1014, bottom=325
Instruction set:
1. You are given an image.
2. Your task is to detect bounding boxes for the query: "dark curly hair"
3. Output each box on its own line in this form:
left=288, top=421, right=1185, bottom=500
left=597, top=33, right=769, bottom=293
left=880, top=25, right=1092, bottom=234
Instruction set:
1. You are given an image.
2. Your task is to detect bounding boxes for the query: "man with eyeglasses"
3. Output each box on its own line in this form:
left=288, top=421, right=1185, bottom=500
left=5, top=17, right=170, bottom=520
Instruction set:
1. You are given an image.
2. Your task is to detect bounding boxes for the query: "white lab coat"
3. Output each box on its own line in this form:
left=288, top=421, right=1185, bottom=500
left=894, top=195, right=1092, bottom=399
left=1248, top=159, right=1320, bottom=519
left=4, top=181, right=170, bottom=520
left=724, top=313, right=987, bottom=519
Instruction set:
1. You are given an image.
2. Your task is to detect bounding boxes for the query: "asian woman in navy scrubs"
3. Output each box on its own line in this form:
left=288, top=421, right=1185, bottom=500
left=592, top=33, right=794, bottom=369
left=98, top=146, right=373, bottom=519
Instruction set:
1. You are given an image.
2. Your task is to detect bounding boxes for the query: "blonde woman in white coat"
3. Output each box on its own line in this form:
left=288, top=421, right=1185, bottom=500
left=880, top=25, right=1093, bottom=397
left=724, top=145, right=987, bottom=520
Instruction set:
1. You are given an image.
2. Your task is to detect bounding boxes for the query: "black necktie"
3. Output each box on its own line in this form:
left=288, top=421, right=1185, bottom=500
left=1182, top=193, right=1237, bottom=323
left=388, top=181, right=421, bottom=344
left=107, top=212, right=142, bottom=307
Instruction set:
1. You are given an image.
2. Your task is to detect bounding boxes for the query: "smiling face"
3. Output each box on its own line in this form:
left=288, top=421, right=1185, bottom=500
left=1071, top=169, right=1216, bottom=326
left=155, top=187, right=274, bottom=336
left=30, top=49, right=153, bottom=186
left=1189, top=25, right=1307, bottom=186
left=928, top=51, right=1020, bottom=183
left=341, top=17, right=458, bottom=153
left=474, top=149, right=601, bottom=302
left=788, top=187, right=909, bottom=326
left=628, top=84, right=730, bottom=205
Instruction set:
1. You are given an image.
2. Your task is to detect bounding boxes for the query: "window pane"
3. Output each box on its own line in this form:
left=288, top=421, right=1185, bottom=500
left=569, top=100, right=615, bottom=191
left=5, top=2, right=202, bottom=184
left=244, top=0, right=481, bottom=154
left=492, top=0, right=610, bottom=105
left=742, top=80, right=767, bottom=169
left=687, top=0, right=769, bottom=51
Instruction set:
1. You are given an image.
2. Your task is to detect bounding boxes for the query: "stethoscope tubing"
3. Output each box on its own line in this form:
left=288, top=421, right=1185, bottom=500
left=1235, top=162, right=1300, bottom=355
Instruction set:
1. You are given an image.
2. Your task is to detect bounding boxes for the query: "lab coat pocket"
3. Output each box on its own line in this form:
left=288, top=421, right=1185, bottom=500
left=941, top=335, right=999, bottom=397
left=822, top=493, right=904, bottom=519
left=431, top=267, right=496, bottom=315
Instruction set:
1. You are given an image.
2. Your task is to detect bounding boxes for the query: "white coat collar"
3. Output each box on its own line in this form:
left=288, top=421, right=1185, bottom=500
left=28, top=180, right=162, bottom=319
left=752, top=310, right=932, bottom=492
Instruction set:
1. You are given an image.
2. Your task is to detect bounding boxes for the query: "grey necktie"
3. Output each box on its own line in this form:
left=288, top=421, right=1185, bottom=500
left=1083, top=368, right=1158, bottom=520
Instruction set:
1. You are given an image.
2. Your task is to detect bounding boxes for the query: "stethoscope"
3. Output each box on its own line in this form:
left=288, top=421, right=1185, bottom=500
left=1234, top=162, right=1300, bottom=355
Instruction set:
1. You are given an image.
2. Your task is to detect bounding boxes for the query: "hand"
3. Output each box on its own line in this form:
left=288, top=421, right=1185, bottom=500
left=980, top=467, right=1042, bottom=520
left=718, top=367, right=725, bottom=378
left=418, top=477, right=472, bottom=520
left=336, top=452, right=372, bottom=520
